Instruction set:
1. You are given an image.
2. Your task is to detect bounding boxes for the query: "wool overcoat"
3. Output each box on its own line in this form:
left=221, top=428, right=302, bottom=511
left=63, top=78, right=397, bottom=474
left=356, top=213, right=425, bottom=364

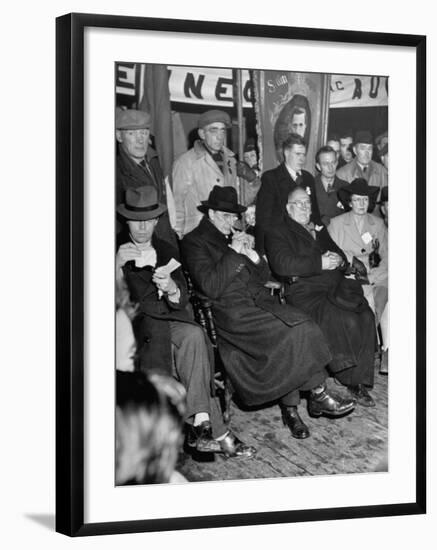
left=181, top=217, right=332, bottom=406
left=116, top=145, right=176, bottom=247
left=121, top=235, right=211, bottom=378
left=265, top=217, right=376, bottom=387
left=255, top=163, right=322, bottom=254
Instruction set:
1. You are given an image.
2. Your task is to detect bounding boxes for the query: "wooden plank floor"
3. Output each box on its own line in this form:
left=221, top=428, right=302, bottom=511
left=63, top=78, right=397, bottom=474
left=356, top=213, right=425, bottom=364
left=177, top=368, right=388, bottom=482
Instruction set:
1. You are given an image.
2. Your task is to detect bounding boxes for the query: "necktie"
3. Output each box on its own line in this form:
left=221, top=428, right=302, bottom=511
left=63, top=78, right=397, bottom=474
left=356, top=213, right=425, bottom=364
left=139, top=159, right=157, bottom=187
left=326, top=183, right=333, bottom=193
left=362, top=166, right=367, bottom=175
left=295, top=173, right=303, bottom=186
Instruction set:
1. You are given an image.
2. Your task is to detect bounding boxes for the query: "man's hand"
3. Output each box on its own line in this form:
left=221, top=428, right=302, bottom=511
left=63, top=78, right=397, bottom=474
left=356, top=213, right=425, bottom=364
left=116, top=243, right=141, bottom=271
left=152, top=269, right=178, bottom=296
left=321, top=251, right=343, bottom=270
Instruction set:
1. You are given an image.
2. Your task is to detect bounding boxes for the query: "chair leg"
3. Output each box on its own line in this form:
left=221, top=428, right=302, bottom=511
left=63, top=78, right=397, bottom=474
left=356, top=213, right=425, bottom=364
left=223, top=377, right=233, bottom=424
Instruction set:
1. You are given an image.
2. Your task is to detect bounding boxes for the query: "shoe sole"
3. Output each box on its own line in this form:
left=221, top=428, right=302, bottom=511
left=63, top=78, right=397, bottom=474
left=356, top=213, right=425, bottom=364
left=308, top=404, right=356, bottom=419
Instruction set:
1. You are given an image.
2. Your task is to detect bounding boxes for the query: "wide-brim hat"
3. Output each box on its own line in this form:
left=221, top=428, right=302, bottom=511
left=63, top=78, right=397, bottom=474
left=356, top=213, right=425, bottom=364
left=338, top=178, right=380, bottom=205
left=116, top=108, right=151, bottom=130
left=197, top=185, right=247, bottom=214
left=198, top=109, right=232, bottom=129
left=117, top=186, right=167, bottom=220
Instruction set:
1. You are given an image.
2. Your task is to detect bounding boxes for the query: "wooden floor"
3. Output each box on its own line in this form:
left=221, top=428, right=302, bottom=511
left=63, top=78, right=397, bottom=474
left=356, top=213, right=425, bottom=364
left=177, top=368, right=388, bottom=482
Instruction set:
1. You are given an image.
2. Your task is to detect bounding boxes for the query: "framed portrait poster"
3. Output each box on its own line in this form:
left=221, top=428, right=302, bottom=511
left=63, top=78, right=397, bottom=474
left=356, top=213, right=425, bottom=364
left=56, top=13, right=426, bottom=536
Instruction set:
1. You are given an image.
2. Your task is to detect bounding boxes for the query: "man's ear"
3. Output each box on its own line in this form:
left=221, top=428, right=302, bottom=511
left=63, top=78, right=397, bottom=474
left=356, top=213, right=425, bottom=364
left=198, top=128, right=205, bottom=141
left=315, top=162, right=321, bottom=173
left=353, top=145, right=357, bottom=156
left=115, top=130, right=123, bottom=144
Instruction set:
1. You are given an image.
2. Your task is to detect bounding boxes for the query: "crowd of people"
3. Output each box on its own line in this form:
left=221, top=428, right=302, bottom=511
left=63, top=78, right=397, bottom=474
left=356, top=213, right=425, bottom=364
left=114, top=105, right=389, bottom=485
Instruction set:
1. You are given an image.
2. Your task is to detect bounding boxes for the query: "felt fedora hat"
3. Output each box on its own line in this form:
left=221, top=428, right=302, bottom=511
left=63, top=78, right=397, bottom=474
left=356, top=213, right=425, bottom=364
left=117, top=186, right=167, bottom=220
left=338, top=178, right=380, bottom=205
left=198, top=186, right=247, bottom=215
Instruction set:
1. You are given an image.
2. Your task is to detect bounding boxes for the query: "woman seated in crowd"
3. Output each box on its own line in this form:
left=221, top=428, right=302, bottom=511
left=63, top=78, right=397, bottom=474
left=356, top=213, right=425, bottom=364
left=181, top=186, right=356, bottom=440
left=265, top=186, right=377, bottom=408
left=328, top=178, right=388, bottom=373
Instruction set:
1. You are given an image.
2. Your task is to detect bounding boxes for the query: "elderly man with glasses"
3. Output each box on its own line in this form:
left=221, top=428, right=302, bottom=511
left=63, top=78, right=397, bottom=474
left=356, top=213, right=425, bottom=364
left=265, top=186, right=377, bottom=408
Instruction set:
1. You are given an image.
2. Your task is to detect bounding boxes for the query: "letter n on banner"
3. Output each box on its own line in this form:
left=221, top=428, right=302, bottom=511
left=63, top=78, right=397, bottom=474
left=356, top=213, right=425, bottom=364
left=252, top=71, right=330, bottom=173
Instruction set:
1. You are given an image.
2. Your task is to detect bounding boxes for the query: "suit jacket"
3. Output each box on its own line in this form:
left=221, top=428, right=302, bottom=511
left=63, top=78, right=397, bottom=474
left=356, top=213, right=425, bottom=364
left=255, top=163, right=321, bottom=254
left=328, top=211, right=388, bottom=287
left=314, top=174, right=348, bottom=226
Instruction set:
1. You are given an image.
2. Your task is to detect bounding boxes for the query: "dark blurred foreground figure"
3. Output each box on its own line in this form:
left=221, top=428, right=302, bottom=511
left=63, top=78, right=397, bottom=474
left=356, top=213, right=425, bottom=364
left=265, top=186, right=377, bottom=408
left=182, top=186, right=355, bottom=440
left=116, top=186, right=255, bottom=459
left=115, top=370, right=187, bottom=485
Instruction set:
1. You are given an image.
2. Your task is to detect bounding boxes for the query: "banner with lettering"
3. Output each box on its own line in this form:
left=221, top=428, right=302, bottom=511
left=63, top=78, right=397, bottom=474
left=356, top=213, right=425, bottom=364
left=330, top=75, right=388, bottom=108
left=253, top=71, right=330, bottom=173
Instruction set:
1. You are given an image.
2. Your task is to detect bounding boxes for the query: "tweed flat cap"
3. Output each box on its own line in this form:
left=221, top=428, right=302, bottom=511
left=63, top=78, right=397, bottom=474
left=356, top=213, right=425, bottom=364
left=198, top=109, right=231, bottom=129
left=116, top=109, right=151, bottom=130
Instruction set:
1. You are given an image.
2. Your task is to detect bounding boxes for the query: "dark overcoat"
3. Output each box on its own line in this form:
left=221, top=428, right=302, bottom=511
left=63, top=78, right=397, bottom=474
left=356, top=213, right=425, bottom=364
left=265, top=217, right=376, bottom=386
left=181, top=217, right=332, bottom=406
left=116, top=145, right=176, bottom=247
left=121, top=235, right=205, bottom=377
left=255, top=163, right=322, bottom=254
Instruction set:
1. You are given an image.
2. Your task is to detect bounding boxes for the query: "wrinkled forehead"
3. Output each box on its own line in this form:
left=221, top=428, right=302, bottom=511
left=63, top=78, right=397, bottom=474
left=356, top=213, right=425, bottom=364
left=203, top=122, right=226, bottom=131
left=356, top=142, right=373, bottom=149
left=287, top=144, right=306, bottom=154
left=288, top=187, right=309, bottom=202
left=319, top=151, right=337, bottom=163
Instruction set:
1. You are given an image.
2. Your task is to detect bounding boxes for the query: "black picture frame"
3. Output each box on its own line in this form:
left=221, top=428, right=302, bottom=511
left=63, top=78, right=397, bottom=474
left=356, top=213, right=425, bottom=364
left=56, top=12, right=426, bottom=537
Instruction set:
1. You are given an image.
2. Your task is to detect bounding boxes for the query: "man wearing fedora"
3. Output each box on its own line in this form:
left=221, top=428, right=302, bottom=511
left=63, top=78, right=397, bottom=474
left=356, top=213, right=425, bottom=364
left=116, top=185, right=256, bottom=459
left=336, top=130, right=388, bottom=206
left=172, top=109, right=238, bottom=239
left=116, top=108, right=176, bottom=247
left=181, top=186, right=355, bottom=440
left=329, top=178, right=388, bottom=386
left=264, top=186, right=377, bottom=409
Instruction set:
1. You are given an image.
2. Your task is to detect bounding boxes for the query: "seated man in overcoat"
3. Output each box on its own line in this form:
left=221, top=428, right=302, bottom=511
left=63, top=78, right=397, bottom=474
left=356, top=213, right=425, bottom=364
left=265, top=186, right=377, bottom=408
left=181, top=186, right=355, bottom=440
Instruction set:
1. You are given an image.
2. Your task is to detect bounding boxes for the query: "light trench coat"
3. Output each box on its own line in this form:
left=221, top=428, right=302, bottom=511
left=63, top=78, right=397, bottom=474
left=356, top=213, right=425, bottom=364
left=328, top=211, right=388, bottom=317
left=172, top=140, right=238, bottom=238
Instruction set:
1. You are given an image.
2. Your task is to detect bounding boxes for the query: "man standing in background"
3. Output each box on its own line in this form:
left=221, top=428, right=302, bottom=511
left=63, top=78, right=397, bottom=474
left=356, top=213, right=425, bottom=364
left=172, top=109, right=238, bottom=238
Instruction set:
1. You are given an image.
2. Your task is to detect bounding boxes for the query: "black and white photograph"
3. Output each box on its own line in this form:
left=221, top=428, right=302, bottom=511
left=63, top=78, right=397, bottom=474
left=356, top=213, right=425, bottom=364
left=53, top=11, right=425, bottom=538
left=114, top=62, right=389, bottom=485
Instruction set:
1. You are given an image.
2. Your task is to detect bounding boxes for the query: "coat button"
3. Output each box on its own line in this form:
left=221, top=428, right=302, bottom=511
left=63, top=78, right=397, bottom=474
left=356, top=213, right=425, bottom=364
left=144, top=337, right=151, bottom=343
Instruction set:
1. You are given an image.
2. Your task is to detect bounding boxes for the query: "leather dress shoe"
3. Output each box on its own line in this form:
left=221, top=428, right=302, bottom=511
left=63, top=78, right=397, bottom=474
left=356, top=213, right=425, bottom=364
left=308, top=386, right=356, bottom=418
left=187, top=422, right=256, bottom=458
left=187, top=421, right=218, bottom=453
left=347, top=384, right=375, bottom=407
left=281, top=406, right=310, bottom=439
left=218, top=433, right=257, bottom=459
